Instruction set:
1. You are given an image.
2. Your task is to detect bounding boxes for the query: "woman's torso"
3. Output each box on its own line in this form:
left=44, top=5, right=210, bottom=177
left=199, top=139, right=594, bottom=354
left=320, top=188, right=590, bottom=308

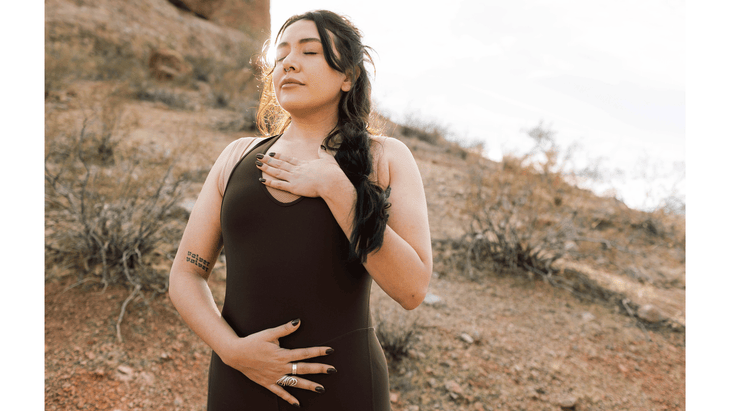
left=211, top=135, right=390, bottom=410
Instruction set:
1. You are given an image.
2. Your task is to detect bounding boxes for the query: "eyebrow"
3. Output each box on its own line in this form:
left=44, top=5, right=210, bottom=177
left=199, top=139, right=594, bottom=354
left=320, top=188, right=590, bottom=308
left=276, top=38, right=322, bottom=49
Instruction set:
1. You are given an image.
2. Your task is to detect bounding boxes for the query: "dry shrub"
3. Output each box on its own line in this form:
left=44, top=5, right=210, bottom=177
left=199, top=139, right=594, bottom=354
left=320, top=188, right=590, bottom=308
left=45, top=95, right=188, bottom=294
left=456, top=159, right=575, bottom=284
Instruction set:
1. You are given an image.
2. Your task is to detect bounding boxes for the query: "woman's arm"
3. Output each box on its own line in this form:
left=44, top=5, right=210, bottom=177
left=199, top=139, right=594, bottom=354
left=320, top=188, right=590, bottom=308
left=322, top=138, right=432, bottom=309
left=258, top=137, right=432, bottom=310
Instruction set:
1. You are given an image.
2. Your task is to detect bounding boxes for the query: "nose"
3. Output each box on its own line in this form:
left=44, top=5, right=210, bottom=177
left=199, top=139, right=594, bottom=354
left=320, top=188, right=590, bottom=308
left=281, top=53, right=298, bottom=73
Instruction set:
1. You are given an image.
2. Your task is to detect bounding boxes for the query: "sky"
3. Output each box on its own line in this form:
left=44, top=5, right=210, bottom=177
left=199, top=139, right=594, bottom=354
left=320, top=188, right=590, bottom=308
left=269, top=0, right=685, bottom=211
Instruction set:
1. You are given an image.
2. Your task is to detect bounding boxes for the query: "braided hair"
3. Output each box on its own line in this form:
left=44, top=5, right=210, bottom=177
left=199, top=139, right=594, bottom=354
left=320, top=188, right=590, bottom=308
left=255, top=10, right=390, bottom=263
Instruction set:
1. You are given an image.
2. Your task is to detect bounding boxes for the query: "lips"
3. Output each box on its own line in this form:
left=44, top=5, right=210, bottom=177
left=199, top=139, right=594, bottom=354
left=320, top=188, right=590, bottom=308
left=281, top=77, right=304, bottom=87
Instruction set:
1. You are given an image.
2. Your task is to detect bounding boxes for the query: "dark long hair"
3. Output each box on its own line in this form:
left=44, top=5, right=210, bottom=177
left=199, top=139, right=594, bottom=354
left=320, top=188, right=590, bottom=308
left=255, top=10, right=390, bottom=263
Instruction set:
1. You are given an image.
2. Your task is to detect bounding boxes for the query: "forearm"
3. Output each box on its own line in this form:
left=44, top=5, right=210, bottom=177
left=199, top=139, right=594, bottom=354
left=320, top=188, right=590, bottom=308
left=168, top=269, right=239, bottom=358
left=320, top=175, right=430, bottom=309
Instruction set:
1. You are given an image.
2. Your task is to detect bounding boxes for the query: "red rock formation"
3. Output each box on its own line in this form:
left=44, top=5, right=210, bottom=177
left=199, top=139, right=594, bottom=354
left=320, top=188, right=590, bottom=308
left=175, top=0, right=271, bottom=45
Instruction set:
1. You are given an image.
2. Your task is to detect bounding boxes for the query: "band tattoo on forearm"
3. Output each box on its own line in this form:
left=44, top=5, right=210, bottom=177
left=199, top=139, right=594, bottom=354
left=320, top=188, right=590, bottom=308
left=186, top=251, right=211, bottom=272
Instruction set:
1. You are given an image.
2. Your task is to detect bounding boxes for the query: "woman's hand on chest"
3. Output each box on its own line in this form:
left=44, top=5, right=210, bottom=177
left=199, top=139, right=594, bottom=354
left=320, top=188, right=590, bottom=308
left=256, top=145, right=347, bottom=198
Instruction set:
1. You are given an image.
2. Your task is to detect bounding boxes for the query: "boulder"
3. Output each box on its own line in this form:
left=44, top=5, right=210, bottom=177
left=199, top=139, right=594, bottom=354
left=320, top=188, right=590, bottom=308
left=637, top=304, right=664, bottom=323
left=148, top=48, right=192, bottom=81
left=174, top=0, right=270, bottom=44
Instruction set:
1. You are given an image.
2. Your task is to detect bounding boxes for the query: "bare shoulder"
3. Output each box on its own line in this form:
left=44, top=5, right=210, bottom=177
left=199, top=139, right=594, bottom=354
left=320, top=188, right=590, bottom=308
left=369, top=136, right=418, bottom=188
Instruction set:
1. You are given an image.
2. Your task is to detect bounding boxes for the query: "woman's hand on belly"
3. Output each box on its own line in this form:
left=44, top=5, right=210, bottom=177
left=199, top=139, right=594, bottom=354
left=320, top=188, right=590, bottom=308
left=219, top=318, right=336, bottom=408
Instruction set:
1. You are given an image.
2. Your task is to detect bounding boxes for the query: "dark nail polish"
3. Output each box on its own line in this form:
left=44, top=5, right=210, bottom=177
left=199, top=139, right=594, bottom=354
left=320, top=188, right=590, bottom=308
left=315, top=386, right=325, bottom=393
left=327, top=367, right=337, bottom=374
left=293, top=403, right=301, bottom=408
left=255, top=160, right=263, bottom=166
left=325, top=348, right=334, bottom=355
left=291, top=318, right=300, bottom=326
left=320, top=145, right=326, bottom=151
left=256, top=153, right=264, bottom=159
left=269, top=152, right=276, bottom=157
left=259, top=177, right=266, bottom=183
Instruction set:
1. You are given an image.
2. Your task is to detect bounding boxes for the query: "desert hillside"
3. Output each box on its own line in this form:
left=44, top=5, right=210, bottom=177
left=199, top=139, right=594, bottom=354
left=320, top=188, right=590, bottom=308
left=45, top=2, right=685, bottom=410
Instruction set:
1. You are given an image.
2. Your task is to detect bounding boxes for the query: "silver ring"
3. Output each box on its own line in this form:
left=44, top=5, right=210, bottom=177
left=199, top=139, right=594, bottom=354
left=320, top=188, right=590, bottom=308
left=276, top=375, right=298, bottom=387
left=291, top=363, right=298, bottom=375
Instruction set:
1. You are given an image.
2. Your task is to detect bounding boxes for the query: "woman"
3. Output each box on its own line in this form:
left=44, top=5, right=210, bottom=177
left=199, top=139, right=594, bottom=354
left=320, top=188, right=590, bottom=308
left=169, top=10, right=432, bottom=410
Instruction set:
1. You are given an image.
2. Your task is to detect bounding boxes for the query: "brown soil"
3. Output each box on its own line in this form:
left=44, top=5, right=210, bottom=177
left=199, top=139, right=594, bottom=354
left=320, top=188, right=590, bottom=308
left=45, top=263, right=684, bottom=411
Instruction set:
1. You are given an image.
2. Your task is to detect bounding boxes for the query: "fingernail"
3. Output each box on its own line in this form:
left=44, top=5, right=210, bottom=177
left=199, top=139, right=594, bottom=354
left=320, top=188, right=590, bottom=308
left=293, top=403, right=301, bottom=408
left=255, top=160, right=263, bottom=166
left=259, top=177, right=266, bottom=183
left=320, top=145, right=326, bottom=151
left=256, top=153, right=264, bottom=159
left=327, top=367, right=337, bottom=374
left=325, top=348, right=334, bottom=355
left=269, top=152, right=276, bottom=157
left=291, top=318, right=300, bottom=326
left=315, top=386, right=325, bottom=393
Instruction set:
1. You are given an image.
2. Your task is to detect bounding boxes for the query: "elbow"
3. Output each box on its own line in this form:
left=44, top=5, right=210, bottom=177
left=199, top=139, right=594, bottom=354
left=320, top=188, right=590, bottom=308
left=397, top=274, right=430, bottom=311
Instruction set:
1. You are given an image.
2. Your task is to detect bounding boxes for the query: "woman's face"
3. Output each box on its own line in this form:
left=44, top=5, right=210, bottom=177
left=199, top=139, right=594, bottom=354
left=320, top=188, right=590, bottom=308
left=273, top=19, right=351, bottom=116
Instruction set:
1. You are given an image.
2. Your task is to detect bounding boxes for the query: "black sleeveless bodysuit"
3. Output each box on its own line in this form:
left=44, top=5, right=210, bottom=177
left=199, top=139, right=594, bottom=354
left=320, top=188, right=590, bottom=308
left=209, top=136, right=391, bottom=410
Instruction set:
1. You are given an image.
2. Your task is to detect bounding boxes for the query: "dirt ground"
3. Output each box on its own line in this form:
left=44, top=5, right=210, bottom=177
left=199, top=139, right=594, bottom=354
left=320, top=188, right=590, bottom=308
left=44, top=264, right=684, bottom=411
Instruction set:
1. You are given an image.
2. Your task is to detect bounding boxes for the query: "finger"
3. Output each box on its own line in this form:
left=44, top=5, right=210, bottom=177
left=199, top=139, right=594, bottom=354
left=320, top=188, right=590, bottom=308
left=257, top=161, right=291, bottom=180
left=274, top=377, right=326, bottom=394
left=268, top=384, right=301, bottom=408
left=260, top=155, right=295, bottom=171
left=265, top=318, right=301, bottom=340
left=290, top=362, right=337, bottom=376
left=287, top=346, right=334, bottom=362
left=260, top=177, right=292, bottom=193
left=268, top=151, right=302, bottom=166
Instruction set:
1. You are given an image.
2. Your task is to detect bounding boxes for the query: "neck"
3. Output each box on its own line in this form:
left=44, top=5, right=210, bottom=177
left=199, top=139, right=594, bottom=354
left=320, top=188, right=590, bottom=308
left=283, top=105, right=339, bottom=144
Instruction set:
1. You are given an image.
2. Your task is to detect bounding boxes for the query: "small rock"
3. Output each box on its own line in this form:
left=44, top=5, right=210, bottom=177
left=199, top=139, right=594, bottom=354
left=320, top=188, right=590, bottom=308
left=389, top=391, right=399, bottom=403
left=618, top=364, right=629, bottom=373
left=423, top=293, right=444, bottom=306
left=115, top=365, right=134, bottom=382
left=406, top=406, right=420, bottom=411
left=581, top=312, right=596, bottom=321
left=173, top=395, right=183, bottom=406
left=637, top=304, right=664, bottom=323
left=558, top=395, right=577, bottom=409
left=444, top=380, right=464, bottom=395
left=428, top=378, right=438, bottom=388
left=160, top=352, right=171, bottom=361
left=116, top=365, right=133, bottom=375
left=86, top=351, right=96, bottom=360
left=460, top=333, right=474, bottom=344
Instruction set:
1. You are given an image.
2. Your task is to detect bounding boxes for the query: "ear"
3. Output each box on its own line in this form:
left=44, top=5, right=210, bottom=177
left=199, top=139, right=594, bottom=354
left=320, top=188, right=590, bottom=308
left=341, top=75, right=353, bottom=92
left=341, top=68, right=360, bottom=92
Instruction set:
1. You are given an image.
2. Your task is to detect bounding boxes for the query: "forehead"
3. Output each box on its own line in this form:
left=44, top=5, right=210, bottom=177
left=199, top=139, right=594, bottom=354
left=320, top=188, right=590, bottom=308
left=278, top=19, right=320, bottom=44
